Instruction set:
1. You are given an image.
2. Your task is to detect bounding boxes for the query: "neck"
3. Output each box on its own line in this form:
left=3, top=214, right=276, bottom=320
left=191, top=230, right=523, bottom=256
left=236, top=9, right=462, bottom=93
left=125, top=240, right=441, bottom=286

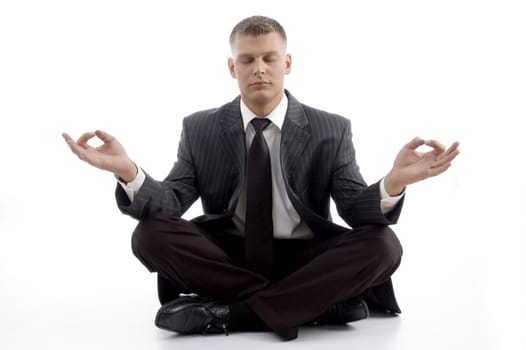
left=242, top=91, right=284, bottom=117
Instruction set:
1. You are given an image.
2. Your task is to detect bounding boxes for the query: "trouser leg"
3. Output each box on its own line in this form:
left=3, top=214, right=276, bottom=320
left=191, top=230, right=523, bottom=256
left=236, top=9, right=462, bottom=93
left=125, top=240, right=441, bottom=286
left=157, top=275, right=183, bottom=305
left=131, top=214, right=269, bottom=301
left=247, top=224, right=403, bottom=340
left=132, top=215, right=402, bottom=340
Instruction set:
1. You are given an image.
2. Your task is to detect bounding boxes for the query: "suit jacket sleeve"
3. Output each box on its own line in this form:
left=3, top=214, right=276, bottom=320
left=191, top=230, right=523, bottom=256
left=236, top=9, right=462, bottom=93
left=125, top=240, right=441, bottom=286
left=331, top=120, right=404, bottom=227
left=115, top=119, right=199, bottom=220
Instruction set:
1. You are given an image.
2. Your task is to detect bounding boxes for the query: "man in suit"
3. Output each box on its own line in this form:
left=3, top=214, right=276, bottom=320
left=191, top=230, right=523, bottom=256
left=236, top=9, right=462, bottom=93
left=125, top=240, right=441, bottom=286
left=63, top=15, right=459, bottom=340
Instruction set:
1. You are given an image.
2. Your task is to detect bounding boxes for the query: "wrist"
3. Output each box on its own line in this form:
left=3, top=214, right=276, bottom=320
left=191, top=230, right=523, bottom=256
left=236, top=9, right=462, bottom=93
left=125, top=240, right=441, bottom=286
left=117, top=162, right=138, bottom=184
left=384, top=172, right=405, bottom=197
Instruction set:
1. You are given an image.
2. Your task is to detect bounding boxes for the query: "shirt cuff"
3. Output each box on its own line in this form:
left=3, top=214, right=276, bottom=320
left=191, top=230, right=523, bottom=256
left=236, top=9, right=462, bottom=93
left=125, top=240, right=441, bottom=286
left=379, top=177, right=404, bottom=214
left=117, top=167, right=145, bottom=202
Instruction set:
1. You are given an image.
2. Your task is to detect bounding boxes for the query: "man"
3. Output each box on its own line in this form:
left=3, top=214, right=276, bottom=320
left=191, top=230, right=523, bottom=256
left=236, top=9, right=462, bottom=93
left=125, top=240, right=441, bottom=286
left=63, top=15, right=459, bottom=340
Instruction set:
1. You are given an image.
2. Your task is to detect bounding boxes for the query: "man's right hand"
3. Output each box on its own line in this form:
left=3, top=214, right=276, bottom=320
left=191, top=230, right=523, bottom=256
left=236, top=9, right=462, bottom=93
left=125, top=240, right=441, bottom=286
left=62, top=130, right=137, bottom=183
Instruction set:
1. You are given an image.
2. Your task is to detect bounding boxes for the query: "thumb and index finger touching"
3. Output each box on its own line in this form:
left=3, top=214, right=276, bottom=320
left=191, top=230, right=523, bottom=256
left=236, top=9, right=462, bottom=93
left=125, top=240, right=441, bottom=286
left=62, top=130, right=114, bottom=147
left=62, top=129, right=116, bottom=162
left=405, top=136, right=459, bottom=156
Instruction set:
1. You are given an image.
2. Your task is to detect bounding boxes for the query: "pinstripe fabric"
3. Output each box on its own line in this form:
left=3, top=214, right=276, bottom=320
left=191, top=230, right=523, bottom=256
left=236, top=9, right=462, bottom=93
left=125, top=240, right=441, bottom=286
left=116, top=90, right=403, bottom=238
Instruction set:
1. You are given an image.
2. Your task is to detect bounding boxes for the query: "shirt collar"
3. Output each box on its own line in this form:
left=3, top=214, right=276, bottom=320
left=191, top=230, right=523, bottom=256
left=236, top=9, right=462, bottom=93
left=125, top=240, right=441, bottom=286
left=240, top=93, right=288, bottom=131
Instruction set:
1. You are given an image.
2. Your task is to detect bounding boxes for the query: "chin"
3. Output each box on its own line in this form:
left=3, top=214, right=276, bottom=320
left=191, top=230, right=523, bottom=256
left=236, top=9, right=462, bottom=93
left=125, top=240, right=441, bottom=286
left=248, top=89, right=275, bottom=102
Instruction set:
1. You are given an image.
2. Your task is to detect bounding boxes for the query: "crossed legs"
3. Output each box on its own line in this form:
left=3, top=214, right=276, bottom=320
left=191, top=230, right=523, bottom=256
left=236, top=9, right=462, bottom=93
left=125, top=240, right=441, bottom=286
left=132, top=214, right=402, bottom=340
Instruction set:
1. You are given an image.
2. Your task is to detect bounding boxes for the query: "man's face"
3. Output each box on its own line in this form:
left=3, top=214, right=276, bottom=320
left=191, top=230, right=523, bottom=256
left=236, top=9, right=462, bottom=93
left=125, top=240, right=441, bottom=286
left=228, top=32, right=291, bottom=115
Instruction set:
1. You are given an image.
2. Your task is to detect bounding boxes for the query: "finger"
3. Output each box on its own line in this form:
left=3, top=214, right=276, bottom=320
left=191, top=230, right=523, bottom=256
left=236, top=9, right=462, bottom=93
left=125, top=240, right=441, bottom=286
left=433, top=148, right=460, bottom=169
left=62, top=132, right=81, bottom=150
left=95, top=129, right=115, bottom=143
left=424, top=140, right=446, bottom=155
left=76, top=132, right=96, bottom=148
left=63, top=134, right=88, bottom=160
left=445, top=141, right=460, bottom=155
left=62, top=132, right=74, bottom=143
left=406, top=137, right=425, bottom=150
left=436, top=143, right=460, bottom=163
left=428, top=163, right=452, bottom=177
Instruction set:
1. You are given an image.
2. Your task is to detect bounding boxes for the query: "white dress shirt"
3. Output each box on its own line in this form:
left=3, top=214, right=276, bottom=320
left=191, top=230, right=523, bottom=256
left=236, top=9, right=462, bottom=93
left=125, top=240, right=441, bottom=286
left=119, top=94, right=404, bottom=239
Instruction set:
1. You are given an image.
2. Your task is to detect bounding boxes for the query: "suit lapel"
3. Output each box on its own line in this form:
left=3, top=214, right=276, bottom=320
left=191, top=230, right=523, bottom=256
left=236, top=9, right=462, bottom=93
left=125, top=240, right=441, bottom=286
left=220, top=96, right=246, bottom=177
left=281, top=92, right=311, bottom=190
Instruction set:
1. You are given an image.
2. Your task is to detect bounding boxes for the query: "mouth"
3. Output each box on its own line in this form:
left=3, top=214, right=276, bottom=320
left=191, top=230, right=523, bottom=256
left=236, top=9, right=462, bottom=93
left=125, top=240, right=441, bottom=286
left=250, top=80, right=270, bottom=86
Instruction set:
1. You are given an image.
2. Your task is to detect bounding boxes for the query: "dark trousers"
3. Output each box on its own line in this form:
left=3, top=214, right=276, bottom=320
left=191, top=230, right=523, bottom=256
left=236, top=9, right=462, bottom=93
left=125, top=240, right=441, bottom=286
left=131, top=214, right=402, bottom=340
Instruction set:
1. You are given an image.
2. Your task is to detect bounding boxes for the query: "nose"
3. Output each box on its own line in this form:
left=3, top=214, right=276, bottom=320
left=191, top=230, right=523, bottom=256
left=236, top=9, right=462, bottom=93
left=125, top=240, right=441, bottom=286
left=253, top=59, right=265, bottom=75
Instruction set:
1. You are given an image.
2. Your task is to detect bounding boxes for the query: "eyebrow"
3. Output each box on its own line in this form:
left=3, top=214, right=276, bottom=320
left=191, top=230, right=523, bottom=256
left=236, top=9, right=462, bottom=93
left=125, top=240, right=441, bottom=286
left=237, top=51, right=281, bottom=58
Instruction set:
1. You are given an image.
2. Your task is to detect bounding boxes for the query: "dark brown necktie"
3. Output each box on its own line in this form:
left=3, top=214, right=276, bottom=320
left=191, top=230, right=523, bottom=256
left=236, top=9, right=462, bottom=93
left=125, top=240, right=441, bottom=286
left=245, top=118, right=273, bottom=277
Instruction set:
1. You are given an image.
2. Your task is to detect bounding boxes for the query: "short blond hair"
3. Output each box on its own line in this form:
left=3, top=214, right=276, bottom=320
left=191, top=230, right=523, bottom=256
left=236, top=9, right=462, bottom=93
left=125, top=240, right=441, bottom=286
left=229, top=16, right=287, bottom=45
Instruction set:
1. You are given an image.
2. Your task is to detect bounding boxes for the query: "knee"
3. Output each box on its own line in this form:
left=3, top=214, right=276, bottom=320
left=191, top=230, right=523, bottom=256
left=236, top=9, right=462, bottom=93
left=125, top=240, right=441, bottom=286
left=131, top=213, right=173, bottom=260
left=131, top=214, right=201, bottom=259
left=371, top=226, right=403, bottom=271
left=350, top=224, right=402, bottom=270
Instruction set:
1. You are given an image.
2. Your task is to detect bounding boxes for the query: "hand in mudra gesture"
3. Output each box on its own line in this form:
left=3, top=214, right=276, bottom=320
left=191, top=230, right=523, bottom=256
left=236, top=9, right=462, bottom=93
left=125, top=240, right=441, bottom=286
left=62, top=130, right=137, bottom=182
left=384, top=137, right=460, bottom=196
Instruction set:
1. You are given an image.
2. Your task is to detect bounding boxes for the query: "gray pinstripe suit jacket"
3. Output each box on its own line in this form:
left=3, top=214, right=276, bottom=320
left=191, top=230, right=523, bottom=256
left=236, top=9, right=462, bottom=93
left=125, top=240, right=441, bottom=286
left=116, top=90, right=403, bottom=236
left=115, top=90, right=404, bottom=312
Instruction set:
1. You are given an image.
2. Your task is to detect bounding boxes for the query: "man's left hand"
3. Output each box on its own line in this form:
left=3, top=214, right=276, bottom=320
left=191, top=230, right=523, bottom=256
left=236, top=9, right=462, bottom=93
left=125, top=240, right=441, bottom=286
left=384, top=137, right=460, bottom=196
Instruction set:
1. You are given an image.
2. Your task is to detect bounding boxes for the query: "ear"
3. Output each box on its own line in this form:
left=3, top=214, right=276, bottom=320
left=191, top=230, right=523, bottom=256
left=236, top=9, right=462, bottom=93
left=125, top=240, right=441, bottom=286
left=228, top=57, right=237, bottom=78
left=285, top=53, right=292, bottom=75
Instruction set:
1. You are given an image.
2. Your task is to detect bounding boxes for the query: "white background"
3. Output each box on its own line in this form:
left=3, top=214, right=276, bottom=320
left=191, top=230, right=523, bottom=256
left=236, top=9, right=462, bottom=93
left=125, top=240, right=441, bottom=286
left=1, top=1, right=525, bottom=349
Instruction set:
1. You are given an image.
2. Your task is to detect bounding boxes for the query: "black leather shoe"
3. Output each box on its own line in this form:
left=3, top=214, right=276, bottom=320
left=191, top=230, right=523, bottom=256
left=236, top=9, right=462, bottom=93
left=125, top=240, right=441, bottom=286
left=311, top=297, right=369, bottom=325
left=155, top=296, right=230, bottom=335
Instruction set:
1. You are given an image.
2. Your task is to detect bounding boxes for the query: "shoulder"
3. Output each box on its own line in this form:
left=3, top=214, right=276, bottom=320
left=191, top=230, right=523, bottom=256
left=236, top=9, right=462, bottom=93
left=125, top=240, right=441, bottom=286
left=182, top=96, right=240, bottom=128
left=296, top=102, right=352, bottom=135
left=287, top=90, right=350, bottom=129
left=302, top=103, right=349, bottom=125
left=183, top=107, right=220, bottom=125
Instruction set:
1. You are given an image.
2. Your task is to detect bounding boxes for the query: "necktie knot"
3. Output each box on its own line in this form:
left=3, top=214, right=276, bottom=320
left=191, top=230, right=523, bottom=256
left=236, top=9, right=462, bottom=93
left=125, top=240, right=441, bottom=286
left=251, top=118, right=271, bottom=134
